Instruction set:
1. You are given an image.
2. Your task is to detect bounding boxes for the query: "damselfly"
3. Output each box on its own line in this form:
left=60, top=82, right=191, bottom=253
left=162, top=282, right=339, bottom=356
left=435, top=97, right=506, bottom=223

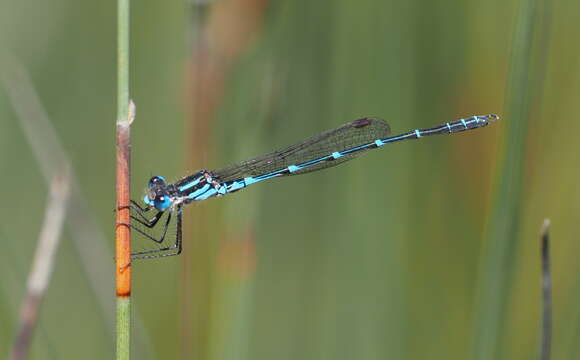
left=124, top=114, right=499, bottom=259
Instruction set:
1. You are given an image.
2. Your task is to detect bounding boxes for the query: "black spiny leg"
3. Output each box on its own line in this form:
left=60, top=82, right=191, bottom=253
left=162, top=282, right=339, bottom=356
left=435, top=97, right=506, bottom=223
left=118, top=200, right=167, bottom=236
left=128, top=200, right=165, bottom=229
left=130, top=205, right=183, bottom=260
left=117, top=201, right=182, bottom=260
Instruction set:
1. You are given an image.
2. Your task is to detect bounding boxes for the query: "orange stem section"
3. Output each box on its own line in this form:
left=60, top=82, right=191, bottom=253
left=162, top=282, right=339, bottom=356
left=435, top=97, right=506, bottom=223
left=116, top=123, right=131, bottom=297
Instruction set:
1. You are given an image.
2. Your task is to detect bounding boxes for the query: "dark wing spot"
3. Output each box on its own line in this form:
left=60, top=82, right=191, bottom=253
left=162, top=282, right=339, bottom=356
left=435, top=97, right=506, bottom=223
left=351, top=118, right=373, bottom=128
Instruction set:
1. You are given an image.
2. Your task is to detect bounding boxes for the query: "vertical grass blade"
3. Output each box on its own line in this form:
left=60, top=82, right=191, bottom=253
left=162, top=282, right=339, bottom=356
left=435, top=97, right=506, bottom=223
left=472, top=0, right=552, bottom=358
left=116, top=0, right=132, bottom=359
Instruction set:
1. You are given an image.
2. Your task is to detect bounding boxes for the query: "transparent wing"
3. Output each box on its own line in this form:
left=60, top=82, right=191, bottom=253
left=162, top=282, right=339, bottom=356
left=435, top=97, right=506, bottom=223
left=212, top=117, right=391, bottom=182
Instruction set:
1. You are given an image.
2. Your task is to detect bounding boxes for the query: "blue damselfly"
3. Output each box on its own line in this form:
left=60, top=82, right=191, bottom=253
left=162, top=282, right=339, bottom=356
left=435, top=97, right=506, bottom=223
left=124, top=114, right=498, bottom=259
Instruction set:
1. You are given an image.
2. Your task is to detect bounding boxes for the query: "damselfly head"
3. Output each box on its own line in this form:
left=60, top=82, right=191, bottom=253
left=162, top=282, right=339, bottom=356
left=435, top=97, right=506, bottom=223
left=144, top=175, right=172, bottom=211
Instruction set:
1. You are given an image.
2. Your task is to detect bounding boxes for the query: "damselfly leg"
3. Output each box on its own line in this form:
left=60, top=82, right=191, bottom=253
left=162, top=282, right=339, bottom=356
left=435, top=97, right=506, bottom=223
left=118, top=201, right=183, bottom=259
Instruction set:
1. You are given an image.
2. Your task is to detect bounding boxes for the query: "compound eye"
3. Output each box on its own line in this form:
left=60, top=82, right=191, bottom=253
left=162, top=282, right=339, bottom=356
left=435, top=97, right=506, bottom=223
left=153, top=195, right=171, bottom=211
left=148, top=175, right=166, bottom=188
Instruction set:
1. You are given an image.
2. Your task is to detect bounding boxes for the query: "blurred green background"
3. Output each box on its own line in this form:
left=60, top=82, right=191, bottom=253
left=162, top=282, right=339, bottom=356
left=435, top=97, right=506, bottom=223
left=1, top=0, right=578, bottom=359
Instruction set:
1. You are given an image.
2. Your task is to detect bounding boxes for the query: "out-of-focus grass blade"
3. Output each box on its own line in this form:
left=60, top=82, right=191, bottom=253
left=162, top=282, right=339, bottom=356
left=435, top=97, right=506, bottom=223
left=472, top=0, right=552, bottom=358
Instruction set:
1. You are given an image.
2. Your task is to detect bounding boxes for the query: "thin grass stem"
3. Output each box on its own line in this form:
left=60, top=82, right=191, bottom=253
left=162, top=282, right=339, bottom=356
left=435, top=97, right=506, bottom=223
left=9, top=171, right=71, bottom=360
left=116, top=0, right=132, bottom=358
left=539, top=219, right=552, bottom=360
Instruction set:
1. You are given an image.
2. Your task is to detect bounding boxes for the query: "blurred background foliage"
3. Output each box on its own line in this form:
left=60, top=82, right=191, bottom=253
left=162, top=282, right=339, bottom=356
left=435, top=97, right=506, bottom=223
left=1, top=0, right=578, bottom=359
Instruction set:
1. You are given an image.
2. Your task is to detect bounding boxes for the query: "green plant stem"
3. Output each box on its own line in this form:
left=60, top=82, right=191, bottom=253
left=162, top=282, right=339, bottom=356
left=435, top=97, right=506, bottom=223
left=116, top=0, right=131, bottom=359
left=117, top=0, right=129, bottom=126
left=117, top=297, right=131, bottom=360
